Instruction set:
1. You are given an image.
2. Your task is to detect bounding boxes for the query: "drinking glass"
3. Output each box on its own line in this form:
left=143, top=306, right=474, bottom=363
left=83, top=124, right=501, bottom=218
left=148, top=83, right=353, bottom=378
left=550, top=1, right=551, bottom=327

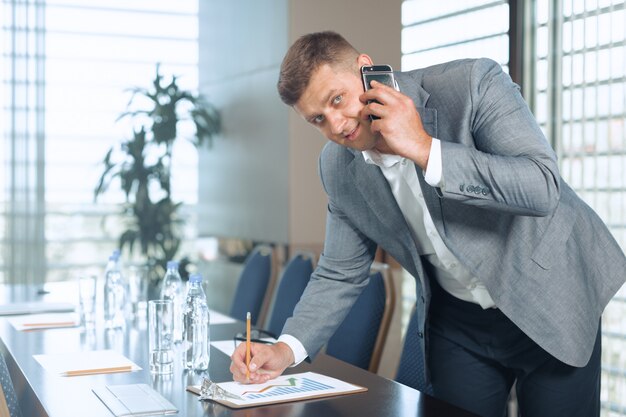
left=127, top=265, right=149, bottom=320
left=78, top=274, right=97, bottom=328
left=148, top=300, right=174, bottom=375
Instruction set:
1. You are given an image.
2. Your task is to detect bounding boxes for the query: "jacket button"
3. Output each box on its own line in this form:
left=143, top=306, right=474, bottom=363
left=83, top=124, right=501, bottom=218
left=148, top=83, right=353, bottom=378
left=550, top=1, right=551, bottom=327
left=459, top=184, right=464, bottom=192
left=418, top=332, right=424, bottom=338
left=467, top=185, right=475, bottom=192
left=482, top=188, right=490, bottom=195
left=474, top=187, right=481, bottom=194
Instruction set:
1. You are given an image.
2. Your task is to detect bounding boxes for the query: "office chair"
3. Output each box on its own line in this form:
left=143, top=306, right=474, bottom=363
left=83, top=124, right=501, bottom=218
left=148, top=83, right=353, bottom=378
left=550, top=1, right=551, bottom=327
left=395, top=304, right=434, bottom=395
left=0, top=353, right=22, bottom=417
left=325, top=262, right=395, bottom=373
left=266, top=252, right=315, bottom=336
left=229, top=245, right=274, bottom=326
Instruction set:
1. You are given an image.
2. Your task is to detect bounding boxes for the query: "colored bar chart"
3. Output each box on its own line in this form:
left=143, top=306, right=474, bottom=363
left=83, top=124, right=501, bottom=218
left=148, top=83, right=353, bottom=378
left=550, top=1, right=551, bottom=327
left=244, top=377, right=334, bottom=399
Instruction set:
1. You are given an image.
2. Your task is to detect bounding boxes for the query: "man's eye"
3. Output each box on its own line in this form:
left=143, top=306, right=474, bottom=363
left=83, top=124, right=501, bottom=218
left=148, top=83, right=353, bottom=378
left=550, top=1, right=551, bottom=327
left=333, top=95, right=342, bottom=105
left=313, top=115, right=325, bottom=124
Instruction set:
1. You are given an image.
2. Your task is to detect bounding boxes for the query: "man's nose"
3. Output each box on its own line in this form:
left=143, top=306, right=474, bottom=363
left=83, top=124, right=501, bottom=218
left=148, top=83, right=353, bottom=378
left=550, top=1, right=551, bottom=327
left=327, top=112, right=346, bottom=136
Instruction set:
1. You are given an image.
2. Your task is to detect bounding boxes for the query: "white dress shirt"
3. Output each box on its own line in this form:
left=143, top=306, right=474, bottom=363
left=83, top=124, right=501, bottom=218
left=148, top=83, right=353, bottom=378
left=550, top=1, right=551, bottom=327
left=279, top=139, right=495, bottom=365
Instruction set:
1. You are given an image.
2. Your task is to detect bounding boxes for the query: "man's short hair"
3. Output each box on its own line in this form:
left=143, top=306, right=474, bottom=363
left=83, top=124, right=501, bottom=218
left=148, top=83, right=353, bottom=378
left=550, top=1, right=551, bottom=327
left=277, top=31, right=359, bottom=106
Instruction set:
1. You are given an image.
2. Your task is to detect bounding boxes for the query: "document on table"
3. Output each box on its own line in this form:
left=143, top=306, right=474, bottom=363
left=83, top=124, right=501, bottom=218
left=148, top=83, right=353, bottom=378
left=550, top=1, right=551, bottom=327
left=0, top=301, right=75, bottom=316
left=8, top=312, right=80, bottom=331
left=211, top=338, right=276, bottom=358
left=92, top=384, right=178, bottom=417
left=187, top=371, right=367, bottom=408
left=209, top=309, right=237, bottom=324
left=34, top=350, right=141, bottom=377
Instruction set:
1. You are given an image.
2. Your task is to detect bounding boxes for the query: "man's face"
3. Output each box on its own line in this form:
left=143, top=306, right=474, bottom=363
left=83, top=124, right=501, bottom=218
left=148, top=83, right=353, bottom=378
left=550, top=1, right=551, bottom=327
left=294, top=62, right=380, bottom=151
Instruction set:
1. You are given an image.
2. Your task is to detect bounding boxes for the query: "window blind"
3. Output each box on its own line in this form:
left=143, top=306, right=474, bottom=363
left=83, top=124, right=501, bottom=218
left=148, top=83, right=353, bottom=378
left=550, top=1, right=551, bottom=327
left=531, top=1, right=626, bottom=414
left=1, top=0, right=199, bottom=283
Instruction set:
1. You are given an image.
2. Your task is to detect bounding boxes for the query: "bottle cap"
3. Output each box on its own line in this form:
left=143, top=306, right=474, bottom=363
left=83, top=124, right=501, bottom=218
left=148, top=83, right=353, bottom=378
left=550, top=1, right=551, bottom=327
left=167, top=260, right=179, bottom=270
left=189, top=273, right=203, bottom=283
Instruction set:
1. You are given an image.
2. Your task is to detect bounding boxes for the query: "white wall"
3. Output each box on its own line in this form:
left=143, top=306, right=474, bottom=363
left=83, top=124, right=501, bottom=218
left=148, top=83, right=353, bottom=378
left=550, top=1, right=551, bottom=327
left=198, top=0, right=401, bottom=250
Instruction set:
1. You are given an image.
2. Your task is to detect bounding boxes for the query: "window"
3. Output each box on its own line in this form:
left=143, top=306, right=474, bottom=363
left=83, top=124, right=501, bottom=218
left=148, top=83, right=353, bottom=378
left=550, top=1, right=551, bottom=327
left=402, top=0, right=510, bottom=72
left=531, top=1, right=626, bottom=414
left=1, top=0, right=199, bottom=284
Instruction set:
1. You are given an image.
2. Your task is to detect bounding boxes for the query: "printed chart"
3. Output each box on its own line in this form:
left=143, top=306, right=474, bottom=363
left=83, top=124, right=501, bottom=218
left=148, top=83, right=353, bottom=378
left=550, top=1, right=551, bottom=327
left=188, top=372, right=367, bottom=408
left=242, top=376, right=333, bottom=399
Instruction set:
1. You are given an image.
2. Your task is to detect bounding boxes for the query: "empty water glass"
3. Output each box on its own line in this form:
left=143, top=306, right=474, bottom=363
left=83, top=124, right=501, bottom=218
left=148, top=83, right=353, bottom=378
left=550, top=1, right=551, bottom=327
left=127, top=265, right=149, bottom=320
left=78, top=274, right=97, bottom=328
left=148, top=300, right=174, bottom=375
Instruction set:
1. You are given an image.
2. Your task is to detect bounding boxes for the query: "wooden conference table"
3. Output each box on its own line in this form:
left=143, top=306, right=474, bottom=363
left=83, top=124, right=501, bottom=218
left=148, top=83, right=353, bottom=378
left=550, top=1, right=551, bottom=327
left=0, top=283, right=477, bottom=417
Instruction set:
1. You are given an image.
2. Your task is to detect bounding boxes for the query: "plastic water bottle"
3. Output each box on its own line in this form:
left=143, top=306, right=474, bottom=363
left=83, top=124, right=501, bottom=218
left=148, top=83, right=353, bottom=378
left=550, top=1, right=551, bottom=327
left=182, top=273, right=210, bottom=370
left=104, top=251, right=126, bottom=329
left=160, top=260, right=184, bottom=342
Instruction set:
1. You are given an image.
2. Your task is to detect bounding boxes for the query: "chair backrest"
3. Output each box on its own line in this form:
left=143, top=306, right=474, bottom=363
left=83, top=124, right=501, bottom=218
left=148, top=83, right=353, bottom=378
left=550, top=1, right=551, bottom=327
left=395, top=304, right=433, bottom=395
left=0, top=353, right=22, bottom=417
left=229, top=245, right=274, bottom=326
left=325, top=262, right=395, bottom=373
left=266, top=252, right=315, bottom=336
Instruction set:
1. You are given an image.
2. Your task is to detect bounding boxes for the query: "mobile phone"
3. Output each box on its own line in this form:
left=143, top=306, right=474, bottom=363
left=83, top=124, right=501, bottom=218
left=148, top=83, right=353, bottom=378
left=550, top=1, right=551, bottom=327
left=360, top=65, right=398, bottom=120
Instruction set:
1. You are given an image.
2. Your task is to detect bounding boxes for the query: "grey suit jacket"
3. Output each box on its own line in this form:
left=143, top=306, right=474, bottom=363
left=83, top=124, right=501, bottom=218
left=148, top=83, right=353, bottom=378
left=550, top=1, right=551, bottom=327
left=282, top=58, right=626, bottom=375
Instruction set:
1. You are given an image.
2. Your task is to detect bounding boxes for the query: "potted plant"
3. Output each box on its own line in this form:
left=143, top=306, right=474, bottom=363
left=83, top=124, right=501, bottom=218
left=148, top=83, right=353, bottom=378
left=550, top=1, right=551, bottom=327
left=94, top=64, right=221, bottom=285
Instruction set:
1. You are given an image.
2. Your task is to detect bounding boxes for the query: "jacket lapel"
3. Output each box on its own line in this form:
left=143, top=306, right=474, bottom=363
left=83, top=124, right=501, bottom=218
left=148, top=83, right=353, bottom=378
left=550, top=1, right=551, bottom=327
left=348, top=154, right=417, bottom=255
left=395, top=71, right=444, bottom=234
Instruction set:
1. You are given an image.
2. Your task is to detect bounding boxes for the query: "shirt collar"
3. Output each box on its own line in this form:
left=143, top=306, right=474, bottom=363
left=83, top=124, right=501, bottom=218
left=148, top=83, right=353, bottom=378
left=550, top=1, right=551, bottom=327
left=362, top=149, right=403, bottom=168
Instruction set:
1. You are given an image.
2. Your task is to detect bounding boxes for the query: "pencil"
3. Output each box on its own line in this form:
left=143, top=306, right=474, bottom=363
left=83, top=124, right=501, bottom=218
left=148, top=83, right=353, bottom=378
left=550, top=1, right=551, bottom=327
left=61, top=365, right=132, bottom=377
left=23, top=321, right=77, bottom=327
left=246, top=311, right=251, bottom=380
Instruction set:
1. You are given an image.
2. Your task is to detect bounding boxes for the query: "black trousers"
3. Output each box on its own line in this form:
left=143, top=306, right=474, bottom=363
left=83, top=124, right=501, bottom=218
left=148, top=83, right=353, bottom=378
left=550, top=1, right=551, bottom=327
left=427, top=279, right=601, bottom=417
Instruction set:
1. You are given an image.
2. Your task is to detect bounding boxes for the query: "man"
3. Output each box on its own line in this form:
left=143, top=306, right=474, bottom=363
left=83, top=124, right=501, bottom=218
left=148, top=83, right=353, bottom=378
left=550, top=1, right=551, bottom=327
left=230, top=31, right=626, bottom=416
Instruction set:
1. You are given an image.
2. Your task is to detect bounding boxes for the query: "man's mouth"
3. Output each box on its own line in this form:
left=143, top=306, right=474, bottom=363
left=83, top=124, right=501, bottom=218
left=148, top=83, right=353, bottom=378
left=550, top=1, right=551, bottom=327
left=344, top=124, right=360, bottom=141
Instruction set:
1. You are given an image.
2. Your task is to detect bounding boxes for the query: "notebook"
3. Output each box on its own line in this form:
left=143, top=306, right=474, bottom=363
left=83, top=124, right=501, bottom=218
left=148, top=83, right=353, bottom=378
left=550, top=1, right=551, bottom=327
left=92, top=384, right=178, bottom=416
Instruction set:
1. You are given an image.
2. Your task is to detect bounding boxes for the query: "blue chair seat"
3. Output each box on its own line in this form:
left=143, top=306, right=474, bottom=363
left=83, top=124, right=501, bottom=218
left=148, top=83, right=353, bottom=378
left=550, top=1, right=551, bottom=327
left=325, top=263, right=395, bottom=373
left=396, top=305, right=433, bottom=395
left=266, top=252, right=314, bottom=336
left=229, top=245, right=273, bottom=326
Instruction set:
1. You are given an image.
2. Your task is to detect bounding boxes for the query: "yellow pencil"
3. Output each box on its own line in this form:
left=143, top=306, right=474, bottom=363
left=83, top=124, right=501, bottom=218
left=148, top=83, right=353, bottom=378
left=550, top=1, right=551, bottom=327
left=246, top=311, right=251, bottom=380
left=23, top=321, right=76, bottom=327
left=62, top=365, right=132, bottom=377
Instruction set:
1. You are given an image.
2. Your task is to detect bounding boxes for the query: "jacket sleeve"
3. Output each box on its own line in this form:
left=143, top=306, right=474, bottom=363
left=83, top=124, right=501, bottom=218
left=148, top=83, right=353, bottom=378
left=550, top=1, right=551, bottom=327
left=438, top=58, right=560, bottom=217
left=280, top=150, right=377, bottom=360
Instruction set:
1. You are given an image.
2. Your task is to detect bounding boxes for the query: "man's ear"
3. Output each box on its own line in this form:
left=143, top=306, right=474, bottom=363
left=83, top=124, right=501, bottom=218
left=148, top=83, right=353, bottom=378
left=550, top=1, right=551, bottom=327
left=357, top=54, right=374, bottom=68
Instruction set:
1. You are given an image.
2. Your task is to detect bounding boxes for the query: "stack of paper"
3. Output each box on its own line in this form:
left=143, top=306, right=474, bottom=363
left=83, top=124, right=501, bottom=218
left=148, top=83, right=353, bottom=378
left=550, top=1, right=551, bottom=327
left=8, top=312, right=80, bottom=331
left=34, top=350, right=141, bottom=377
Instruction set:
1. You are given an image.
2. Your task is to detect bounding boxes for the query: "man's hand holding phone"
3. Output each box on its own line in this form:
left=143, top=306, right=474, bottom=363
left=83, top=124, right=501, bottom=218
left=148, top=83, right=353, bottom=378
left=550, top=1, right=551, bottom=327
left=360, top=70, right=432, bottom=170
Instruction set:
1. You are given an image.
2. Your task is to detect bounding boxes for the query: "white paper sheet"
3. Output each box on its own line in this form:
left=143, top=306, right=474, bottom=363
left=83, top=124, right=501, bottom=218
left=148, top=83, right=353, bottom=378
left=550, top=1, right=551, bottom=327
left=189, top=372, right=366, bottom=408
left=0, top=302, right=75, bottom=316
left=8, top=312, right=80, bottom=331
left=209, top=309, right=237, bottom=324
left=211, top=337, right=276, bottom=358
left=34, top=350, right=141, bottom=376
